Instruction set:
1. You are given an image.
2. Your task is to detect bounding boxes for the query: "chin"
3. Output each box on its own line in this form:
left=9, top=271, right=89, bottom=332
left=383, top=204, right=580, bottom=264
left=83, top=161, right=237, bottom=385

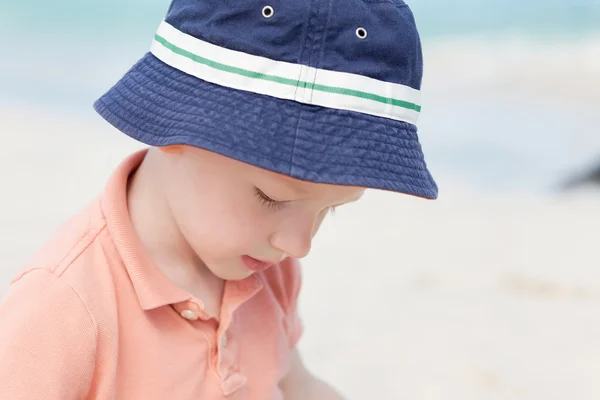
left=221, top=271, right=254, bottom=281
left=211, top=265, right=254, bottom=281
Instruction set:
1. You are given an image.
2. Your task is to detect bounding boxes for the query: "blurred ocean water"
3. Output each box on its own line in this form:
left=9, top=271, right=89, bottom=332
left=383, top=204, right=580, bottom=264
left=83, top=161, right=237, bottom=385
left=3, top=0, right=600, bottom=39
left=1, top=0, right=599, bottom=193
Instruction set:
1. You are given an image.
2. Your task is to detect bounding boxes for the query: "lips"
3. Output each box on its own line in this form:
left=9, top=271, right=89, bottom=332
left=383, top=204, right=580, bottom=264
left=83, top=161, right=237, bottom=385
left=241, top=255, right=276, bottom=272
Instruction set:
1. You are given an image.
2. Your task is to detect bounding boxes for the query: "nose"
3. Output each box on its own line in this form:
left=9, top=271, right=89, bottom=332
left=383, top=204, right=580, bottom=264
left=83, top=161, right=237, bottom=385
left=269, top=221, right=312, bottom=259
left=269, top=210, right=327, bottom=259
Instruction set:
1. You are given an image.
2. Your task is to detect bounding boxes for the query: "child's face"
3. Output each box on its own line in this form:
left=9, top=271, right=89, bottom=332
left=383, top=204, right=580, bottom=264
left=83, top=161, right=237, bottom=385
left=157, top=146, right=365, bottom=281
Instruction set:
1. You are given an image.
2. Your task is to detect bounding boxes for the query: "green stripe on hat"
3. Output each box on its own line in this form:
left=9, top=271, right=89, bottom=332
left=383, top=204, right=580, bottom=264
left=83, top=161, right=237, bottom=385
left=150, top=21, right=422, bottom=123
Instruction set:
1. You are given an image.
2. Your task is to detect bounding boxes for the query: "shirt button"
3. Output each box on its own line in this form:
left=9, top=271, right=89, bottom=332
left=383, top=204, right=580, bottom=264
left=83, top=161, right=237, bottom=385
left=180, top=309, right=199, bottom=321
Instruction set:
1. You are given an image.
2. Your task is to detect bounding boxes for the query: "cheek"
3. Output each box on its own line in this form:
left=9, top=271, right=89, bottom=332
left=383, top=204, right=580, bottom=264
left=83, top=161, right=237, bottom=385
left=224, top=204, right=274, bottom=247
left=173, top=190, right=271, bottom=251
left=312, top=208, right=330, bottom=237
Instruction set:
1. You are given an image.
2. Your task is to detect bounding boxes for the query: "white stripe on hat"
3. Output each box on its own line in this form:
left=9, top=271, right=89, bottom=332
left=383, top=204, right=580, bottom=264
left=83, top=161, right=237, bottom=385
left=150, top=21, right=421, bottom=124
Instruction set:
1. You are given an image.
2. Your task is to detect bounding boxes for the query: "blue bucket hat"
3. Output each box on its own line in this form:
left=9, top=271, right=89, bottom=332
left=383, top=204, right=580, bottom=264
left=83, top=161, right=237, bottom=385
left=94, top=0, right=438, bottom=199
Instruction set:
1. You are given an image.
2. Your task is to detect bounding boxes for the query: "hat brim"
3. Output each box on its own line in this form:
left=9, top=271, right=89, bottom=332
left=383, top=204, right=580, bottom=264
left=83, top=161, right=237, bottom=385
left=94, top=53, right=438, bottom=199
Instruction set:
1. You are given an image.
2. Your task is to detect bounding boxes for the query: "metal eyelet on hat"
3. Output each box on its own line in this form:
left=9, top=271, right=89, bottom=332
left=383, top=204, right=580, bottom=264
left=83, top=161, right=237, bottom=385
left=262, top=5, right=274, bottom=18
left=355, top=27, right=367, bottom=39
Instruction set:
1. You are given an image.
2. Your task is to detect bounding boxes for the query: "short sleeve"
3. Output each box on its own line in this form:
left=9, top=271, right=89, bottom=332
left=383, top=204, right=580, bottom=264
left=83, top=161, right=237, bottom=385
left=0, top=268, right=97, bottom=399
left=281, top=258, right=304, bottom=349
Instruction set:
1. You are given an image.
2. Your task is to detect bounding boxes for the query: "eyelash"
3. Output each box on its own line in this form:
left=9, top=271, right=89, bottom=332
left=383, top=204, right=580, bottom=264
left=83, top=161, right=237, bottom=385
left=254, top=187, right=339, bottom=214
left=254, top=188, right=286, bottom=211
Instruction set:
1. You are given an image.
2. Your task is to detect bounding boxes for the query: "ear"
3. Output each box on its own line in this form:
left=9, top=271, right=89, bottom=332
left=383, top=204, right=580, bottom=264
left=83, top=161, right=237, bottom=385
left=158, top=145, right=186, bottom=155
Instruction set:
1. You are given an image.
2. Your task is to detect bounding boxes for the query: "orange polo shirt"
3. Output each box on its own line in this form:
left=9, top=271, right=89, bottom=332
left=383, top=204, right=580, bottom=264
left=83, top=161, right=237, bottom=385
left=0, top=150, right=303, bottom=399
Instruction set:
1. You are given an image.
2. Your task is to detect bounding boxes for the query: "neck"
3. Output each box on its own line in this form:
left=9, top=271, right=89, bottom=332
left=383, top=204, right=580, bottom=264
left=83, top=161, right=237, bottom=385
left=126, top=150, right=224, bottom=311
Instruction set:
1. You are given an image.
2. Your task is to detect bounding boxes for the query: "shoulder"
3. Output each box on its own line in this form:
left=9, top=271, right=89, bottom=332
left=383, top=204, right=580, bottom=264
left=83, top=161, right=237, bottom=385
left=2, top=267, right=97, bottom=334
left=7, top=198, right=115, bottom=321
left=0, top=267, right=98, bottom=398
left=14, top=198, right=107, bottom=281
left=1, top=197, right=121, bottom=351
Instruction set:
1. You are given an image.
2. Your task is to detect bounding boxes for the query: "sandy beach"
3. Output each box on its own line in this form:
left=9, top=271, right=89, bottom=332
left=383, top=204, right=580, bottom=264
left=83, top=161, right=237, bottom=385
left=1, top=105, right=599, bottom=399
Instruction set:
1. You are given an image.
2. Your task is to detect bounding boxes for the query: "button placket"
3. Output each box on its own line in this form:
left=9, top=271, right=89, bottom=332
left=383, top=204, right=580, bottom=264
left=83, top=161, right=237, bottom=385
left=180, top=309, right=199, bottom=320
left=214, top=278, right=261, bottom=391
left=216, top=328, right=238, bottom=381
left=174, top=300, right=209, bottom=322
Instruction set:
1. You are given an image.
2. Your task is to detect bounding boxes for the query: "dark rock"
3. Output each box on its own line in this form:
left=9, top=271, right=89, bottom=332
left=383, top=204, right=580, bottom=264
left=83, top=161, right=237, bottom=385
left=561, top=160, right=600, bottom=190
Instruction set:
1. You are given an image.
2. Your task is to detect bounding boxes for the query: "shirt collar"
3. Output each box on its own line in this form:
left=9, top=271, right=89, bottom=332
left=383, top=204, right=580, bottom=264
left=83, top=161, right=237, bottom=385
left=100, top=149, right=264, bottom=312
left=101, top=149, right=194, bottom=310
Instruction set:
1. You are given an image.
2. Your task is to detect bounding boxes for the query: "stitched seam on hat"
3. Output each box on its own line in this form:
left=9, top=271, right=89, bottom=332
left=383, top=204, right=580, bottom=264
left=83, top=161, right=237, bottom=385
left=118, top=76, right=428, bottom=175
left=293, top=2, right=313, bottom=105
left=361, top=0, right=408, bottom=6
left=137, top=68, right=419, bottom=148
left=123, top=72, right=420, bottom=157
left=141, top=56, right=419, bottom=125
left=126, top=67, right=423, bottom=155
left=295, top=114, right=417, bottom=143
left=99, top=91, right=431, bottom=183
left=317, top=0, right=335, bottom=70
left=146, top=67, right=300, bottom=118
left=307, top=0, right=327, bottom=103
left=126, top=69, right=297, bottom=129
left=291, top=0, right=321, bottom=175
left=121, top=73, right=296, bottom=155
left=117, top=74, right=428, bottom=174
left=138, top=69, right=418, bottom=143
left=152, top=34, right=421, bottom=113
left=110, top=84, right=295, bottom=166
left=290, top=106, right=304, bottom=177
left=288, top=138, right=427, bottom=172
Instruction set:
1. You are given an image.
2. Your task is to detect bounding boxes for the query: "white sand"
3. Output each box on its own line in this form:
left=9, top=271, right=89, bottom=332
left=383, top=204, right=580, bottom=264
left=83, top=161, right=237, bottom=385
left=1, top=106, right=599, bottom=399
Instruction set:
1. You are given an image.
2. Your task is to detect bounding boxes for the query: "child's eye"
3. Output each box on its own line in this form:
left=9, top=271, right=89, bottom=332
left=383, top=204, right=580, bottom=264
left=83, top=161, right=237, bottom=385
left=254, top=187, right=286, bottom=211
